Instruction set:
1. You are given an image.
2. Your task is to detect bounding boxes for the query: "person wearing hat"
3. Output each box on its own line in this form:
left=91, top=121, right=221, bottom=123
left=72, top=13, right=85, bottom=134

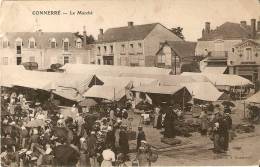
left=136, top=126, right=146, bottom=151
left=29, top=128, right=39, bottom=151
left=105, top=126, right=116, bottom=153
left=41, top=144, right=54, bottom=166
left=119, top=125, right=129, bottom=161
left=101, top=144, right=116, bottom=167
left=87, top=131, right=98, bottom=167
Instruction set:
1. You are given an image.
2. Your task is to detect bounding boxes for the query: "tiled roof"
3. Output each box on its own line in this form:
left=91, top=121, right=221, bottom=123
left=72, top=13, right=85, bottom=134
left=157, top=41, right=197, bottom=58
left=97, top=23, right=158, bottom=43
left=199, top=22, right=252, bottom=41
left=0, top=32, right=89, bottom=49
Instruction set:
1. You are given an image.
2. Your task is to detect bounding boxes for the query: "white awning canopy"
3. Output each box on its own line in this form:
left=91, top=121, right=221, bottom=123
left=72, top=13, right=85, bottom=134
left=202, top=66, right=227, bottom=74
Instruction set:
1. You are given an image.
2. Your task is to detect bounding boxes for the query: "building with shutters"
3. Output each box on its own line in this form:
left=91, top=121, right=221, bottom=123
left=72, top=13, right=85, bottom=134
left=95, top=22, right=183, bottom=66
left=0, top=29, right=94, bottom=69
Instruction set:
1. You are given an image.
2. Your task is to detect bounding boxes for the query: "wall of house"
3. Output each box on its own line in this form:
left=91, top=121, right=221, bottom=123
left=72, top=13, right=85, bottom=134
left=195, top=39, right=242, bottom=56
left=95, top=40, right=145, bottom=66
left=143, top=24, right=182, bottom=67
left=0, top=47, right=92, bottom=69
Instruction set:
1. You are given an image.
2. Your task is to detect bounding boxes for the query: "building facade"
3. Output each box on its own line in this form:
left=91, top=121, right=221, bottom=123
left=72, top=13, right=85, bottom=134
left=0, top=30, right=94, bottom=69
left=229, top=39, right=260, bottom=83
left=155, top=41, right=197, bottom=74
left=95, top=22, right=183, bottom=66
left=196, top=19, right=260, bottom=80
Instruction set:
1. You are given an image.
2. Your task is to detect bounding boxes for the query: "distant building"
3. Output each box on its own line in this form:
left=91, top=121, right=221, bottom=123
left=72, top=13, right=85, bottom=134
left=95, top=22, right=183, bottom=66
left=0, top=28, right=94, bottom=69
left=155, top=41, right=197, bottom=74
left=229, top=39, right=260, bottom=82
left=196, top=19, right=260, bottom=77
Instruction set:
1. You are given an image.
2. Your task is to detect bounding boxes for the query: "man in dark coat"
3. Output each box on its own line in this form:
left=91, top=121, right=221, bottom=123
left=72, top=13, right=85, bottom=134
left=87, top=131, right=98, bottom=167
left=53, top=141, right=80, bottom=167
left=221, top=113, right=232, bottom=151
left=119, top=125, right=129, bottom=160
left=136, top=126, right=146, bottom=150
left=105, top=126, right=116, bottom=152
left=164, top=107, right=177, bottom=138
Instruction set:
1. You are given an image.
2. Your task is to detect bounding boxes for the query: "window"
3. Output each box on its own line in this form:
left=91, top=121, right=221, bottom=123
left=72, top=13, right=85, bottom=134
left=232, top=48, right=235, bottom=53
left=29, top=37, right=36, bottom=48
left=16, top=57, right=22, bottom=65
left=17, top=46, right=21, bottom=54
left=50, top=38, right=57, bottom=48
left=16, top=38, right=22, bottom=54
left=138, top=43, right=142, bottom=48
left=138, top=43, right=143, bottom=53
left=97, top=59, right=101, bottom=65
left=157, top=54, right=166, bottom=63
left=121, top=44, right=125, bottom=53
left=104, top=46, right=107, bottom=53
left=3, top=57, right=8, bottom=65
left=97, top=46, right=101, bottom=54
left=63, top=38, right=69, bottom=51
left=29, top=56, right=35, bottom=62
left=245, top=48, right=253, bottom=61
left=76, top=38, right=82, bottom=48
left=64, top=56, right=69, bottom=64
left=129, top=44, right=134, bottom=53
left=2, top=39, right=8, bottom=48
left=110, top=45, right=113, bottom=53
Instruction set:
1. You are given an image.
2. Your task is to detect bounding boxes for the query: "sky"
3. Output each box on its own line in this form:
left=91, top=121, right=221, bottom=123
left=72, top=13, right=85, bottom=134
left=0, top=0, right=260, bottom=41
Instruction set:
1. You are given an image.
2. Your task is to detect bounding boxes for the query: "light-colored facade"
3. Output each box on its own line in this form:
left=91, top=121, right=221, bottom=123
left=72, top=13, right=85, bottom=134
left=0, top=31, right=94, bottom=69
left=95, top=22, right=183, bottom=66
left=228, top=39, right=260, bottom=83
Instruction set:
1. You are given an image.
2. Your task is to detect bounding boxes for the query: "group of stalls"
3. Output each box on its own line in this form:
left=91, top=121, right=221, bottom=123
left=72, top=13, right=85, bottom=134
left=1, top=64, right=254, bottom=113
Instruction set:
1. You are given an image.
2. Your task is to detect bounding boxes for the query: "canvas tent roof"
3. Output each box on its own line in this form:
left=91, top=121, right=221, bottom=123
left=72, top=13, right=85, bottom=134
left=181, top=72, right=253, bottom=87
left=83, top=85, right=126, bottom=101
left=98, top=76, right=158, bottom=88
left=201, top=67, right=227, bottom=74
left=132, top=85, right=185, bottom=95
left=1, top=68, right=102, bottom=101
left=246, top=91, right=260, bottom=104
left=180, top=82, right=223, bottom=101
left=61, top=64, right=172, bottom=76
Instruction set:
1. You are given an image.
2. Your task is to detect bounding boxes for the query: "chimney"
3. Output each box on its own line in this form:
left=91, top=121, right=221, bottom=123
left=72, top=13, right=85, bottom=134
left=251, top=18, right=256, bottom=39
left=240, top=21, right=247, bottom=28
left=128, top=21, right=134, bottom=28
left=83, top=25, right=87, bottom=47
left=205, top=22, right=210, bottom=33
left=257, top=21, right=260, bottom=32
left=98, top=29, right=104, bottom=41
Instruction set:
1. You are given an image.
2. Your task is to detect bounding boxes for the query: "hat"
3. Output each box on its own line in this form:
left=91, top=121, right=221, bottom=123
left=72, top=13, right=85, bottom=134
left=9, top=121, right=15, bottom=125
left=116, top=108, right=120, bottom=111
left=19, top=149, right=27, bottom=154
left=80, top=137, right=86, bottom=142
left=35, top=102, right=41, bottom=105
left=45, top=119, right=51, bottom=123
left=122, top=109, right=127, bottom=112
left=59, top=114, right=64, bottom=119
left=31, top=156, right=38, bottom=161
left=141, top=140, right=147, bottom=144
left=107, top=126, right=112, bottom=131
left=45, top=148, right=52, bottom=155
left=3, top=119, right=8, bottom=124
left=117, top=119, right=122, bottom=123
left=91, top=131, right=95, bottom=135
left=26, top=150, right=33, bottom=155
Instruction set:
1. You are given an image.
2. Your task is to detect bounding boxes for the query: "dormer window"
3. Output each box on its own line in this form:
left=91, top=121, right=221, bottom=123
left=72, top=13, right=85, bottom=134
left=50, top=38, right=57, bottom=48
left=15, top=37, right=22, bottom=54
left=2, top=37, right=9, bottom=48
left=104, top=46, right=107, bottom=53
left=63, top=38, right=69, bottom=51
left=76, top=38, right=82, bottom=48
left=28, top=37, right=36, bottom=49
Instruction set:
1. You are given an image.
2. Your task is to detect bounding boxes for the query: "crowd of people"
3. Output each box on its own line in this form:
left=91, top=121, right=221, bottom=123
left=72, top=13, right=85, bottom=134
left=199, top=104, right=233, bottom=153
left=1, top=91, right=156, bottom=167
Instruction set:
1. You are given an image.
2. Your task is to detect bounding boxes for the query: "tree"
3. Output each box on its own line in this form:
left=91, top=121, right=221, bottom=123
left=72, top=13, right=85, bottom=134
left=74, top=32, right=95, bottom=44
left=169, top=27, right=185, bottom=40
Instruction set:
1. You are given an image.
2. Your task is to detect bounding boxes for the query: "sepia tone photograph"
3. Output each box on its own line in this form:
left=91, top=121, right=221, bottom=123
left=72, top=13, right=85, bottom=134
left=0, top=0, right=260, bottom=166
